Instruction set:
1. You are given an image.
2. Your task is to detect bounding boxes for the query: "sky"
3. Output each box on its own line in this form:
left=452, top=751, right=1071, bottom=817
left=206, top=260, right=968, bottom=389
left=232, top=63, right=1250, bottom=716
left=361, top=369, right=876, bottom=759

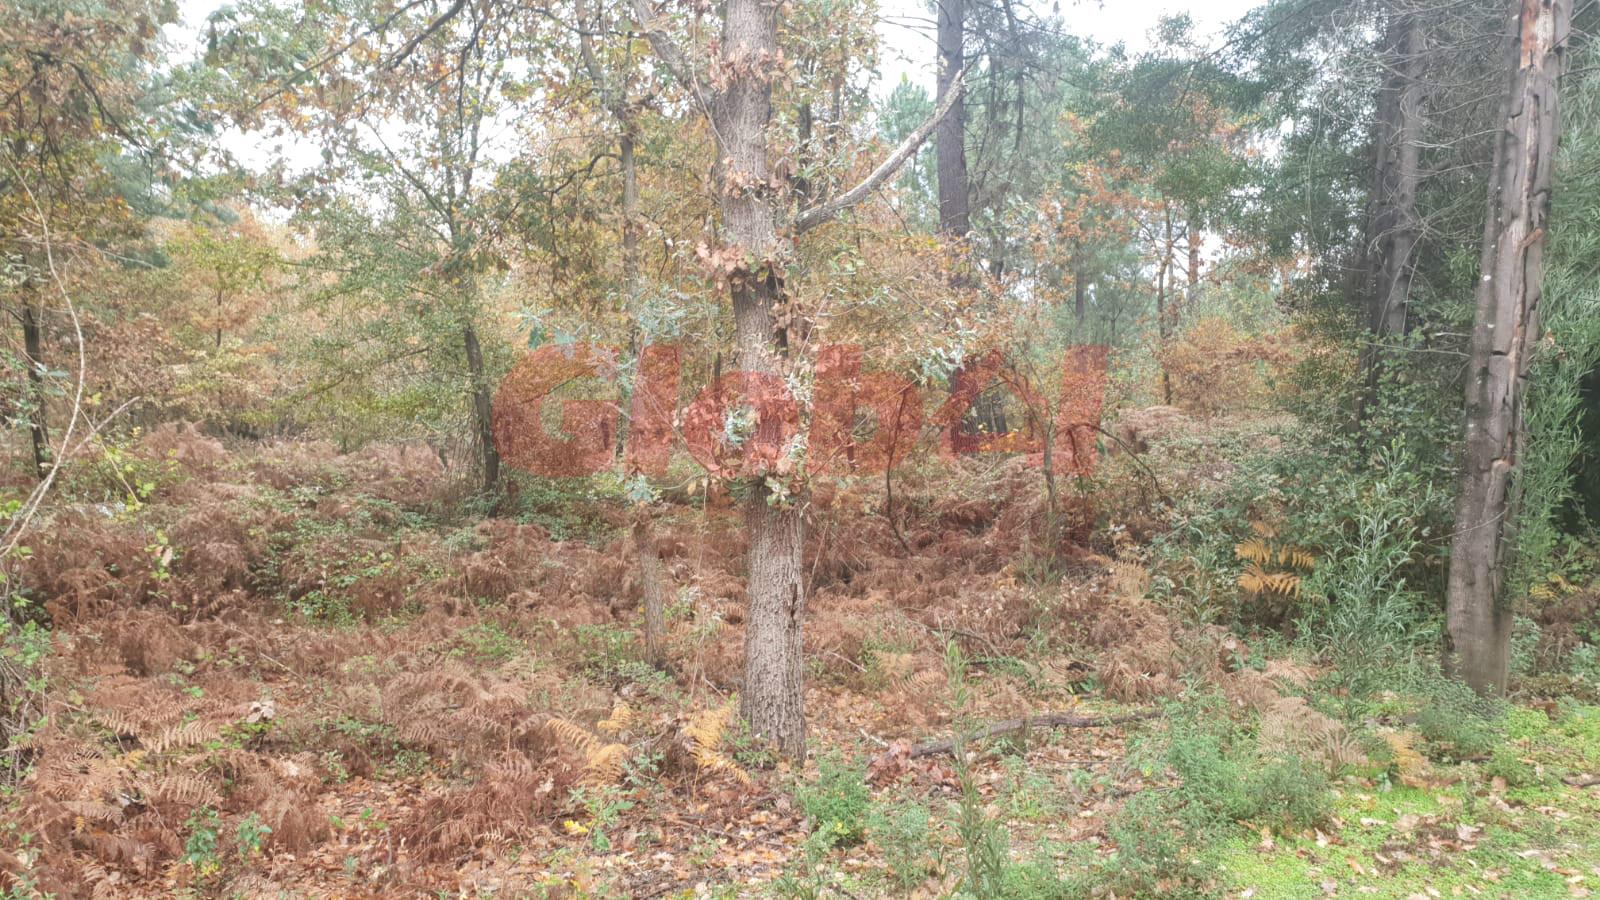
left=167, top=0, right=1264, bottom=172
left=872, top=0, right=1262, bottom=96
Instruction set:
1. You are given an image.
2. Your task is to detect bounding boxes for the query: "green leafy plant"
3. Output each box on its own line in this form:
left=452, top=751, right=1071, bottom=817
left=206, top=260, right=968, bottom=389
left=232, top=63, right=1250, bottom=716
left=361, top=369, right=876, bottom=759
left=794, top=753, right=871, bottom=848
left=234, top=812, right=272, bottom=858
left=183, top=806, right=222, bottom=872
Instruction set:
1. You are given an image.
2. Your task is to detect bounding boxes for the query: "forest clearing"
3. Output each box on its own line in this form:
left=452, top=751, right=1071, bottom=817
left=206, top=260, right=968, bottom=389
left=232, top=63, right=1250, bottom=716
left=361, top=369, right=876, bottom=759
left=5, top=0, right=1600, bottom=896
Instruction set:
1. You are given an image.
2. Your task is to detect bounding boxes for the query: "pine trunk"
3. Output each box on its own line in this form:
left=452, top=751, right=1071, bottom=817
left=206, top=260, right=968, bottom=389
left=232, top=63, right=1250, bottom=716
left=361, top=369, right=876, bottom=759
left=1446, top=0, right=1570, bottom=696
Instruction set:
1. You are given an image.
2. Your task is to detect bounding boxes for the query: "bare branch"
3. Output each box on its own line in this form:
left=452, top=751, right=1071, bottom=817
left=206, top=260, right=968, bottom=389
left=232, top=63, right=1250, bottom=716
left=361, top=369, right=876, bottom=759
left=793, top=69, right=965, bottom=235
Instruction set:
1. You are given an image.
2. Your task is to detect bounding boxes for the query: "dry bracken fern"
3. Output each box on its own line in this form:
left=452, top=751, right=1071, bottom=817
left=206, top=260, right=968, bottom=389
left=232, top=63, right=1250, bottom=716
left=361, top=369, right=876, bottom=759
left=581, top=743, right=630, bottom=785
left=1234, top=538, right=1273, bottom=566
left=1276, top=545, right=1316, bottom=571
left=545, top=717, right=599, bottom=757
left=684, top=698, right=750, bottom=785
left=1383, top=730, right=1429, bottom=787
left=147, top=720, right=219, bottom=754
left=596, top=701, right=636, bottom=736
left=1238, top=564, right=1302, bottom=598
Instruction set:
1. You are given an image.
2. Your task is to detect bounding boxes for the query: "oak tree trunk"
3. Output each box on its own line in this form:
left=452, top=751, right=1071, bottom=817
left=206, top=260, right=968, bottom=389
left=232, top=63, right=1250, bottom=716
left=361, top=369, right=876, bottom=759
left=1185, top=211, right=1202, bottom=305
left=710, top=0, right=809, bottom=758
left=617, top=115, right=670, bottom=666
left=1446, top=0, right=1570, bottom=697
left=1073, top=246, right=1088, bottom=322
left=1156, top=208, right=1175, bottom=406
left=634, top=518, right=667, bottom=665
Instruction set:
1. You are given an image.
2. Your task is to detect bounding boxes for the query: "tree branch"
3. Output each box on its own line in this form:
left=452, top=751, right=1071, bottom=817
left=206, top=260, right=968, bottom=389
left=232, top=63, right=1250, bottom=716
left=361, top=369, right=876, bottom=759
left=905, top=709, right=1156, bottom=759
left=386, top=0, right=468, bottom=69
left=793, top=69, right=965, bottom=235
left=627, top=0, right=709, bottom=110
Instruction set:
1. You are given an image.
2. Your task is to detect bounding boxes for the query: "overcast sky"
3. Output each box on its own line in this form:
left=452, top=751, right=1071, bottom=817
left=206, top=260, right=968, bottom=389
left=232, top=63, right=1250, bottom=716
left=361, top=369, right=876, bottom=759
left=873, top=0, right=1262, bottom=95
left=169, top=0, right=1264, bottom=172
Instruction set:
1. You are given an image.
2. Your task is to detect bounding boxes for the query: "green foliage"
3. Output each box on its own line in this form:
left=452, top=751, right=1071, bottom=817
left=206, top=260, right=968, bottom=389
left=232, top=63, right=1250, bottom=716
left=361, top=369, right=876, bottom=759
left=943, top=642, right=1013, bottom=898
left=1415, top=682, right=1502, bottom=763
left=234, top=812, right=271, bottom=858
left=183, top=806, right=222, bottom=871
left=794, top=753, right=871, bottom=848
left=450, top=622, right=521, bottom=663
left=1515, top=49, right=1600, bottom=596
left=569, top=785, right=634, bottom=852
left=868, top=799, right=939, bottom=891
left=1081, top=695, right=1331, bottom=897
left=506, top=473, right=628, bottom=543
left=569, top=623, right=669, bottom=691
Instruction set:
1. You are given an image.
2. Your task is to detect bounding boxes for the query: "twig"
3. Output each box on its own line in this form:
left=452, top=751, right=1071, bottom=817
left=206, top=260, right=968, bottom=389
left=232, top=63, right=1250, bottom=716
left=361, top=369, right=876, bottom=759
left=857, top=728, right=888, bottom=749
left=907, top=710, right=1158, bottom=758
left=904, top=615, right=1006, bottom=659
left=1090, top=424, right=1173, bottom=506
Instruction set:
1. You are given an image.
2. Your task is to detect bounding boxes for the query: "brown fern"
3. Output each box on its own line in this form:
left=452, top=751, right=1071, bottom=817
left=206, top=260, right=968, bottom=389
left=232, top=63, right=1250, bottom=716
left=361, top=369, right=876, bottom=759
left=581, top=743, right=630, bottom=785
left=684, top=699, right=751, bottom=786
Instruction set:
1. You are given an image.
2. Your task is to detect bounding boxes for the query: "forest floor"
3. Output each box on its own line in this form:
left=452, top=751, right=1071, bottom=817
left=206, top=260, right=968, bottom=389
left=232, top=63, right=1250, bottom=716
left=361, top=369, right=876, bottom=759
left=3, top=417, right=1600, bottom=898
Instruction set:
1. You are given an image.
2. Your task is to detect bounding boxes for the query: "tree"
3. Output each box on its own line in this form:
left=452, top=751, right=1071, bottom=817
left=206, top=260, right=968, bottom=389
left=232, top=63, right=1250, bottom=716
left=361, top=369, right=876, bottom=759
left=1446, top=0, right=1572, bottom=696
left=936, top=0, right=970, bottom=239
left=213, top=0, right=542, bottom=490
left=632, top=0, right=959, bottom=758
left=1, top=0, right=177, bottom=478
left=1358, top=3, right=1427, bottom=423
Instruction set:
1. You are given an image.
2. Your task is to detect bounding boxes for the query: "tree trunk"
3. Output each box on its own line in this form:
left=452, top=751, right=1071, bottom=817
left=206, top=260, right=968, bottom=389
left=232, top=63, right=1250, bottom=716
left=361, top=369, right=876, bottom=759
left=1360, top=9, right=1426, bottom=421
left=935, top=0, right=969, bottom=239
left=1073, top=244, right=1088, bottom=322
left=461, top=319, right=500, bottom=493
left=1372, top=13, right=1424, bottom=341
left=618, top=116, right=670, bottom=667
left=1446, top=0, right=1570, bottom=697
left=711, top=0, right=809, bottom=758
left=1156, top=209, right=1175, bottom=406
left=1186, top=210, right=1202, bottom=305
left=634, top=517, right=667, bottom=665
left=21, top=287, right=49, bottom=479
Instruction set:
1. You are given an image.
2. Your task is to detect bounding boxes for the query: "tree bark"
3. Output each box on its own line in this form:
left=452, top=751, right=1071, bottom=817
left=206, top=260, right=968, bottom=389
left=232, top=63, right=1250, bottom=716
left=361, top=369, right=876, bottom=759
left=935, top=0, right=970, bottom=239
left=705, top=0, right=810, bottom=759
left=634, top=517, right=667, bottom=665
left=1073, top=245, right=1088, bottom=322
left=1156, top=208, right=1175, bottom=406
left=21, top=287, right=49, bottom=479
left=1360, top=8, right=1426, bottom=420
left=614, top=88, right=671, bottom=669
left=461, top=318, right=500, bottom=493
left=1186, top=210, right=1202, bottom=305
left=1446, top=0, right=1570, bottom=697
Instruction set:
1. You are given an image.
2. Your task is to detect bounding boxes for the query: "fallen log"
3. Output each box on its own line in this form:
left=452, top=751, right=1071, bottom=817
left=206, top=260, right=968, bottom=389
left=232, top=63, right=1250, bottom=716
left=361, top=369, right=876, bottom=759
left=908, top=710, right=1159, bottom=758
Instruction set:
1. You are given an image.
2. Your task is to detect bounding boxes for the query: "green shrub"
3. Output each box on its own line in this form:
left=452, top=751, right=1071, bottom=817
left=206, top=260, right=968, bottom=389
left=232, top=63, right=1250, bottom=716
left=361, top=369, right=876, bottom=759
left=1082, top=696, right=1330, bottom=898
